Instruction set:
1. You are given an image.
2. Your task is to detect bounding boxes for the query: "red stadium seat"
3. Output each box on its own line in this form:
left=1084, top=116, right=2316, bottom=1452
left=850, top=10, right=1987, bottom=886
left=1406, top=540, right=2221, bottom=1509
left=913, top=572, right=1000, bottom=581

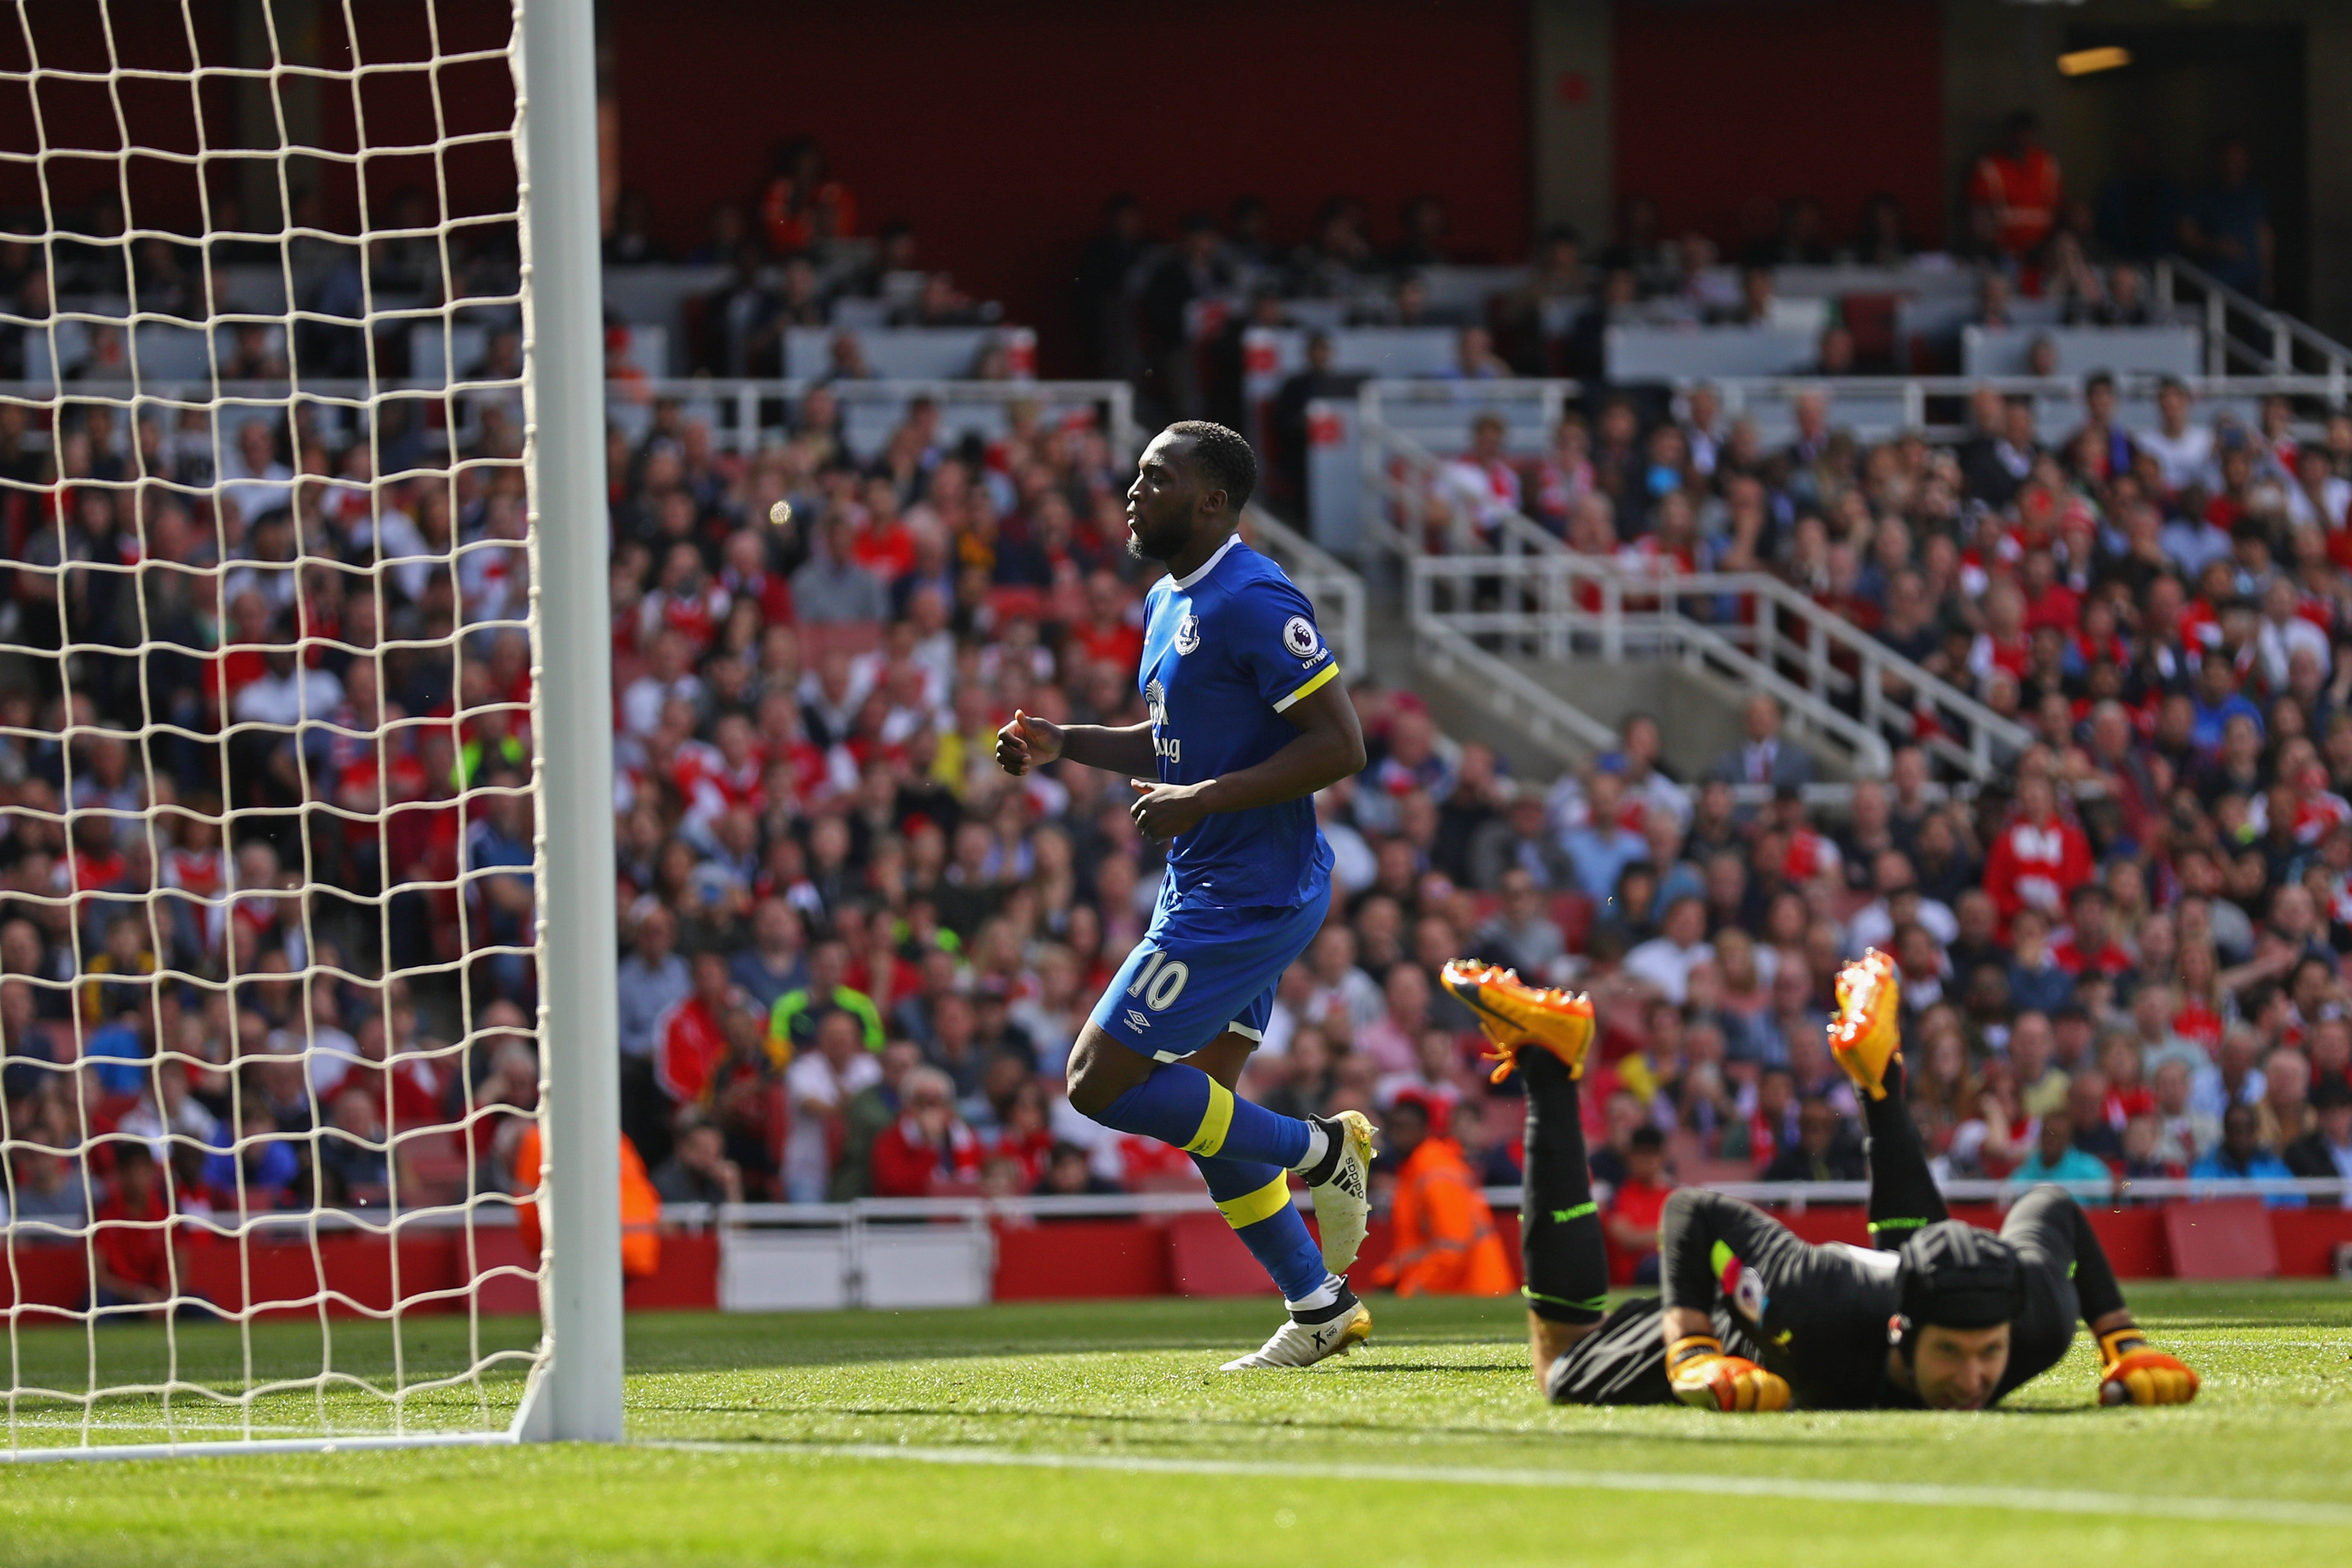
left=1549, top=893, right=1594, bottom=953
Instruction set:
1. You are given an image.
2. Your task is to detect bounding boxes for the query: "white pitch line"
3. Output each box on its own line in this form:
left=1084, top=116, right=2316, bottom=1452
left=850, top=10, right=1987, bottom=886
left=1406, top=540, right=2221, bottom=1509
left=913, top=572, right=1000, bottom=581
left=645, top=1441, right=2352, bottom=1530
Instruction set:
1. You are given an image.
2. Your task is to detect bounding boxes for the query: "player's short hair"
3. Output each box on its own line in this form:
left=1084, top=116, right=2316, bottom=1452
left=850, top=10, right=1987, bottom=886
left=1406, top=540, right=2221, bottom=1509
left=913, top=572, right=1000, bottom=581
left=1164, top=420, right=1257, bottom=514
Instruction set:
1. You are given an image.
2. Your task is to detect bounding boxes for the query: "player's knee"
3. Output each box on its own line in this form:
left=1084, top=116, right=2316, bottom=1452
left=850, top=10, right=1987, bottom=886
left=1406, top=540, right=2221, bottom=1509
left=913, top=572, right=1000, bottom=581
left=1064, top=1030, right=1138, bottom=1117
left=1065, top=1056, right=1113, bottom=1117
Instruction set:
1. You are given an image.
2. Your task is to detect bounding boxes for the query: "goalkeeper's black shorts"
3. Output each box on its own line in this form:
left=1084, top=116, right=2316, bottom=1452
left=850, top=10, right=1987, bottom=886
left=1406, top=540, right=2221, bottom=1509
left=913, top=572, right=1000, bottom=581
left=1542, top=1298, right=1758, bottom=1406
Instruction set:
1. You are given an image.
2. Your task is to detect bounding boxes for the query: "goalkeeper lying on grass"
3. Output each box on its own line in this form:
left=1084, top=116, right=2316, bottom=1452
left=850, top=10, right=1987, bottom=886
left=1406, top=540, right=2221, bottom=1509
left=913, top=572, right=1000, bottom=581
left=1441, top=951, right=2200, bottom=1412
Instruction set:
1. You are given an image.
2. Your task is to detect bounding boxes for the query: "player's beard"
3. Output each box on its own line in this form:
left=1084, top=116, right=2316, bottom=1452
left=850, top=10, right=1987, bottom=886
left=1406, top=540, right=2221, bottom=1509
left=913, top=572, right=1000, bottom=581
left=1126, top=508, right=1186, bottom=563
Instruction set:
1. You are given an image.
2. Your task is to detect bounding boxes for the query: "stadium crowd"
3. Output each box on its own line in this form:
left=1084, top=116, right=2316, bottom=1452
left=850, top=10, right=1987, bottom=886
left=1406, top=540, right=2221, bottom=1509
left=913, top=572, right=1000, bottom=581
left=1428, top=367, right=2352, bottom=1231
left=8, top=358, right=2351, bottom=1250
left=0, top=122, right=2341, bottom=1291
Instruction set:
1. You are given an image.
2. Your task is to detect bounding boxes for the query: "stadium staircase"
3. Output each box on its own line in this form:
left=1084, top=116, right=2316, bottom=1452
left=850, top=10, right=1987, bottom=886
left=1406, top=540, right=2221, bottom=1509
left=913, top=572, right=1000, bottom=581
left=1328, top=414, right=2028, bottom=787
left=1263, top=259, right=2352, bottom=790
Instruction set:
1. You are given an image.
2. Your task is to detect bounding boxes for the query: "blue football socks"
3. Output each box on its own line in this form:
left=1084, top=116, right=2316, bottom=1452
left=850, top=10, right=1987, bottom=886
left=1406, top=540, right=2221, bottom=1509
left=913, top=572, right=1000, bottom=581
left=1098, top=1062, right=1313, bottom=1169
left=1190, top=1153, right=1331, bottom=1305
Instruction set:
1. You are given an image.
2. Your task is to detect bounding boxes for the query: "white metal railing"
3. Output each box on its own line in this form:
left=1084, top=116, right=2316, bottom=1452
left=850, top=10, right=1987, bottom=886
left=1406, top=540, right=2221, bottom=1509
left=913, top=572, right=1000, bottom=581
left=1406, top=553, right=2033, bottom=782
left=1413, top=614, right=1622, bottom=756
left=657, top=1175, right=2352, bottom=1230
left=1362, top=408, right=2033, bottom=781
left=1365, top=371, right=2343, bottom=450
left=1359, top=412, right=1564, bottom=560
left=619, top=376, right=1142, bottom=456
left=1356, top=415, right=1624, bottom=759
left=2155, top=255, right=2352, bottom=394
left=1243, top=503, right=1368, bottom=680
left=0, top=376, right=1140, bottom=460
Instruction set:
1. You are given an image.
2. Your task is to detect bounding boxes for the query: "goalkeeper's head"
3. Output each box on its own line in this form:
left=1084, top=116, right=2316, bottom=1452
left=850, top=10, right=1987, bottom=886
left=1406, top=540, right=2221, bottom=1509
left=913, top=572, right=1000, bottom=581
left=1891, top=1221, right=2024, bottom=1410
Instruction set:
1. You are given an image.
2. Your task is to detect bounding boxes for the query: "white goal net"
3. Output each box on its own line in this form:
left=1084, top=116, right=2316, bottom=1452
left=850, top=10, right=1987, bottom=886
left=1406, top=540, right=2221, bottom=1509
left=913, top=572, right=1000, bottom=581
left=0, top=0, right=611, bottom=1457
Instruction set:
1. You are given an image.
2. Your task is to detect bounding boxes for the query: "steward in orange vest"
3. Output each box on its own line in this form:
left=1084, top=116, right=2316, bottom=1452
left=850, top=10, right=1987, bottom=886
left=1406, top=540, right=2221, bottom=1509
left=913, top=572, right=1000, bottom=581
left=1366, top=1093, right=1515, bottom=1297
left=513, top=1123, right=663, bottom=1279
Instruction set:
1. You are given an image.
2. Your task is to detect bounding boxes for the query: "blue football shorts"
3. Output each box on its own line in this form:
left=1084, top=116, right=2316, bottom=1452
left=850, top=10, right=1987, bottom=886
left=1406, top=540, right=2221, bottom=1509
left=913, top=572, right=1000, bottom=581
left=1088, top=893, right=1327, bottom=1062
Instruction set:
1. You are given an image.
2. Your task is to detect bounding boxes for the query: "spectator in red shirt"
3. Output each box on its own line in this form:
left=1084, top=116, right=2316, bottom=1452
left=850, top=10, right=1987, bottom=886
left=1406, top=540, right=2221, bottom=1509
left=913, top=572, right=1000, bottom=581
left=1065, top=568, right=1145, bottom=680
left=759, top=135, right=856, bottom=252
left=654, top=949, right=738, bottom=1110
left=91, top=1142, right=174, bottom=1314
left=1983, top=773, right=2094, bottom=925
left=2097, top=1036, right=2158, bottom=1130
left=719, top=527, right=794, bottom=628
left=2018, top=548, right=2079, bottom=637
left=2053, top=883, right=2133, bottom=979
left=1968, top=110, right=2061, bottom=260
left=869, top=1065, right=982, bottom=1197
left=852, top=475, right=917, bottom=582
left=1602, top=1124, right=1672, bottom=1286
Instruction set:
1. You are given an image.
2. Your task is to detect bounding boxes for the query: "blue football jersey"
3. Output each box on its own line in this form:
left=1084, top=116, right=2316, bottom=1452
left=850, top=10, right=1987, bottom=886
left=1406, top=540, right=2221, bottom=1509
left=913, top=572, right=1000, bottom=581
left=1139, top=536, right=1338, bottom=911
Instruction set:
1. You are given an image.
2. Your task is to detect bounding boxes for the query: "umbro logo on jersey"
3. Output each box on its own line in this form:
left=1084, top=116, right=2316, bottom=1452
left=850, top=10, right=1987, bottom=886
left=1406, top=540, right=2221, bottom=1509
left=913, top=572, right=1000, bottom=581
left=1281, top=615, right=1320, bottom=658
left=1125, top=1009, right=1151, bottom=1032
left=1174, top=614, right=1200, bottom=655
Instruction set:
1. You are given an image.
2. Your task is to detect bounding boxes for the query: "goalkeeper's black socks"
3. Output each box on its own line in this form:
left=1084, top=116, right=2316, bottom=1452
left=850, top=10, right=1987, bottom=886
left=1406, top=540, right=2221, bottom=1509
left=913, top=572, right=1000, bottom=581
left=1860, top=1059, right=1948, bottom=1247
left=1516, top=1048, right=1608, bottom=1326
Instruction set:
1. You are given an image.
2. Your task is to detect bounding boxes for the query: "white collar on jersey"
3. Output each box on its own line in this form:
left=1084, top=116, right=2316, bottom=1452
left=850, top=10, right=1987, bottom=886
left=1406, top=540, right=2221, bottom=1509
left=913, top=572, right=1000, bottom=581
left=1169, top=533, right=1244, bottom=591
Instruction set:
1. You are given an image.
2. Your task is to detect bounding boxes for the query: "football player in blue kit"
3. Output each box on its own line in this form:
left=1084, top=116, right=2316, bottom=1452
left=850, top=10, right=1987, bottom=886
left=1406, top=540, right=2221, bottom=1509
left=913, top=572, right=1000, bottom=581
left=996, top=421, right=1378, bottom=1369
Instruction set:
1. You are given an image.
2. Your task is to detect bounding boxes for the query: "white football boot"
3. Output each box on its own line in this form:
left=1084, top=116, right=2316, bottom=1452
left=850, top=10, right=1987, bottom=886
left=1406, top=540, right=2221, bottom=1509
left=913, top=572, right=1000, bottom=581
left=1306, top=1109, right=1376, bottom=1272
left=1219, top=1294, right=1374, bottom=1371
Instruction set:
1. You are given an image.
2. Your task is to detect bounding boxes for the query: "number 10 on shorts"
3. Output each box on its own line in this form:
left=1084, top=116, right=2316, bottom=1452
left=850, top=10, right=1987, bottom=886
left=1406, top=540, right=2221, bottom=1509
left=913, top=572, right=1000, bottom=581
left=1126, top=948, right=1191, bottom=1011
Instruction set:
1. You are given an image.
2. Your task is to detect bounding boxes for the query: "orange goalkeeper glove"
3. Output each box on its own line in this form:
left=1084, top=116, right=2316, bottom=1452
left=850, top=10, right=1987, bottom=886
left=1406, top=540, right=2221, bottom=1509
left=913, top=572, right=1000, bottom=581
left=2097, top=1329, right=2198, bottom=1407
left=1667, top=1334, right=1791, bottom=1412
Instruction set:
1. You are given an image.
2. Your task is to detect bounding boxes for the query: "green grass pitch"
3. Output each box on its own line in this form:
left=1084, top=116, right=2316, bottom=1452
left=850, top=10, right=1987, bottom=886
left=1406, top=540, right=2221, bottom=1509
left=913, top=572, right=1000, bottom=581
left=1, top=1281, right=2348, bottom=1566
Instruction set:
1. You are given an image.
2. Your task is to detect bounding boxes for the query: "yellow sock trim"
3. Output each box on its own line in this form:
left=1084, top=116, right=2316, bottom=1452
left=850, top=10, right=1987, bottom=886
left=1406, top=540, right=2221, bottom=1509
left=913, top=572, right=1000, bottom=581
left=1183, top=1077, right=1236, bottom=1156
left=1215, top=1175, right=1293, bottom=1229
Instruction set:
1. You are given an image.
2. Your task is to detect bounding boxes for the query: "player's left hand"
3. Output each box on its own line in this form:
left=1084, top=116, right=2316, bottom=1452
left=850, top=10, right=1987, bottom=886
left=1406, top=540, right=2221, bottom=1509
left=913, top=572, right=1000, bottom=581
left=1129, top=778, right=1210, bottom=842
left=1666, top=1335, right=1790, bottom=1413
left=2097, top=1331, right=2199, bottom=1406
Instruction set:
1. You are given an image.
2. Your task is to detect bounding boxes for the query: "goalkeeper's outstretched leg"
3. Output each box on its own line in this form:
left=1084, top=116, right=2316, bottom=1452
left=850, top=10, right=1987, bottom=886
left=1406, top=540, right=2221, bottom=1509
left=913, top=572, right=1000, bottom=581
left=1830, top=948, right=1949, bottom=1247
left=1446, top=952, right=2199, bottom=1413
left=1443, top=961, right=1781, bottom=1408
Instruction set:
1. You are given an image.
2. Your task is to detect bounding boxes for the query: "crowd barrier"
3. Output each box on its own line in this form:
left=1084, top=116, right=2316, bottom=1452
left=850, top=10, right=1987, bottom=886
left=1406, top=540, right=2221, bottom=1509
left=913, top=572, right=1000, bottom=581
left=7, top=1183, right=2344, bottom=1322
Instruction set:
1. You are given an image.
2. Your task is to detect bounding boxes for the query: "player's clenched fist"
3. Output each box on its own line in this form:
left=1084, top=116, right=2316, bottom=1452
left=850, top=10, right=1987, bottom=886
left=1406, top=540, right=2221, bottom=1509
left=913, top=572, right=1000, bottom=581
left=995, top=708, right=1062, bottom=776
left=1667, top=1335, right=1792, bottom=1412
left=2097, top=1330, right=2198, bottom=1407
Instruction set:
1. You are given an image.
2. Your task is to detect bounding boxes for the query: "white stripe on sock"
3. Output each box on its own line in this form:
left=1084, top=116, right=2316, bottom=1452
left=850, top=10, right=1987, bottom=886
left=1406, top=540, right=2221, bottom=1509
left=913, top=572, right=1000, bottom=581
left=1283, top=1273, right=1343, bottom=1314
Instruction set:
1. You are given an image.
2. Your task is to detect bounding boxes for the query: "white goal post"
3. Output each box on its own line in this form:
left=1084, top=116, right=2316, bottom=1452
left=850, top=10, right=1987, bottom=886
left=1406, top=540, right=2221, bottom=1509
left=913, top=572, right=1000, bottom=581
left=0, top=0, right=619, bottom=1458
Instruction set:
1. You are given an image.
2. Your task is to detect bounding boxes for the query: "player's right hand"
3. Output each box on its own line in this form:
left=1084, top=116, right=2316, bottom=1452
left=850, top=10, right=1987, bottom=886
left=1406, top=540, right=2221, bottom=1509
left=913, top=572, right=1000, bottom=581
left=995, top=708, right=1062, bottom=776
left=1667, top=1335, right=1791, bottom=1412
left=2097, top=1331, right=2199, bottom=1406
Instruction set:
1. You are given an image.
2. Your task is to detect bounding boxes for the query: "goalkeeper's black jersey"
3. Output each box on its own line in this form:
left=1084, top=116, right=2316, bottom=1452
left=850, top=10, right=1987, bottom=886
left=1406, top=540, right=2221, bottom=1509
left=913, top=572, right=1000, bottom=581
left=1655, top=1188, right=2111, bottom=1410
